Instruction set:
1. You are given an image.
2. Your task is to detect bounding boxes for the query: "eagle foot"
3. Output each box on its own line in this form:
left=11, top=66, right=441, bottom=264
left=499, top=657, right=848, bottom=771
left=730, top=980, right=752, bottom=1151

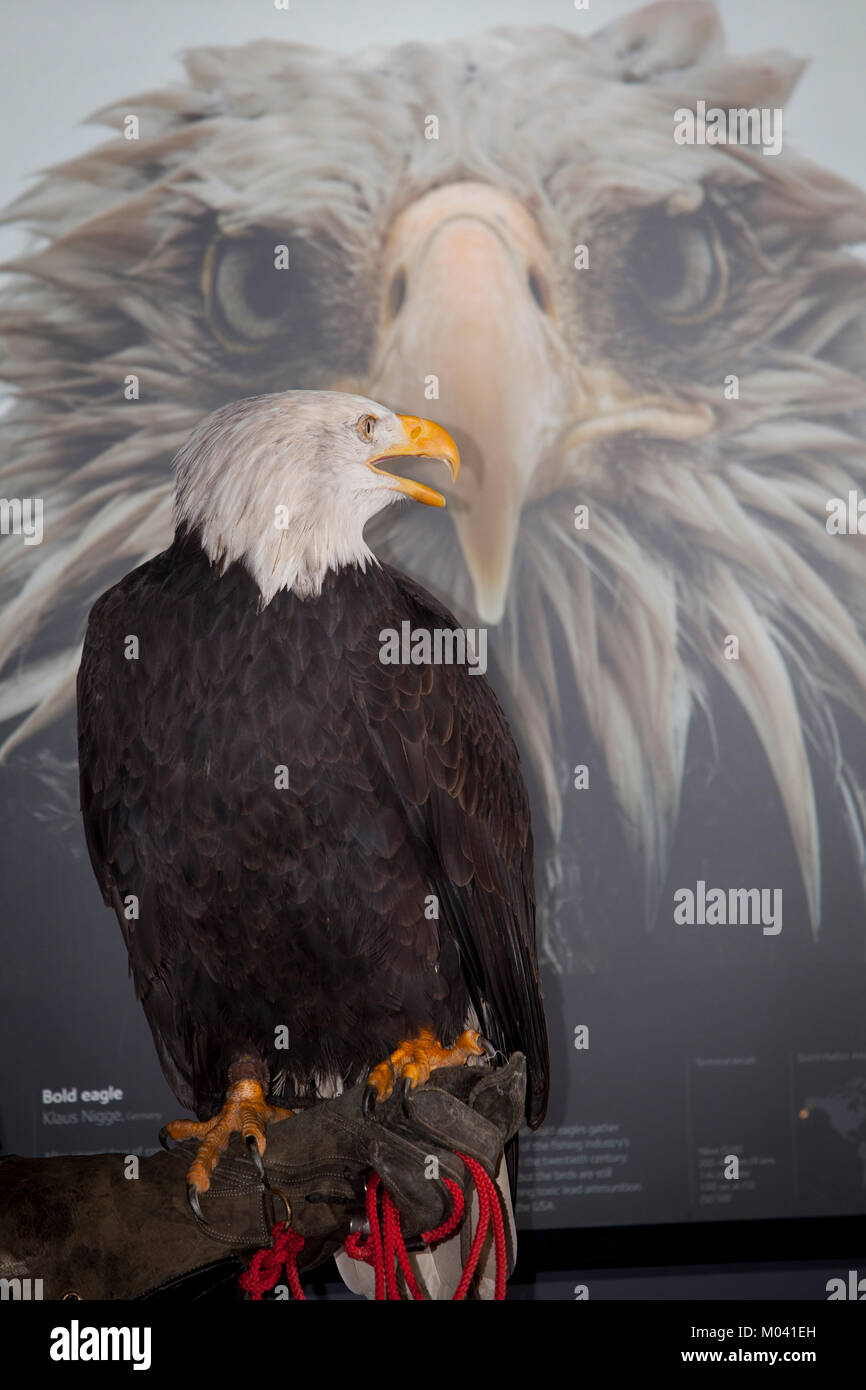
left=161, top=1078, right=293, bottom=1196
left=363, top=1027, right=487, bottom=1116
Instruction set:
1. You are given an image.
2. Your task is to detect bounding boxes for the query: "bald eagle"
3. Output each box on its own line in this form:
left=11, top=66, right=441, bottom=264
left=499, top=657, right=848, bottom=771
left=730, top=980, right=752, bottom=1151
left=76, top=390, right=549, bottom=1200
left=3, top=1, right=866, bottom=970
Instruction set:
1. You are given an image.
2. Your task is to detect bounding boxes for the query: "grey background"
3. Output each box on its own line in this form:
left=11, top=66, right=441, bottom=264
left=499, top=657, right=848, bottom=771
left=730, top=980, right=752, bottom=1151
left=1, top=0, right=866, bottom=1245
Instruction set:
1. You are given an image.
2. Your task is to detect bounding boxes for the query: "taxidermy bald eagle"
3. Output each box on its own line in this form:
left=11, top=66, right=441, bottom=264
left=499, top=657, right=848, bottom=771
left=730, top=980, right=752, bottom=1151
left=4, top=0, right=866, bottom=968
left=77, top=390, right=549, bottom=1198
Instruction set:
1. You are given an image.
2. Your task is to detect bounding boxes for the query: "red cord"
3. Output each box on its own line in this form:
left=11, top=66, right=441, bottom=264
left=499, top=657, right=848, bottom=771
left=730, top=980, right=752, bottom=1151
left=424, top=1178, right=465, bottom=1244
left=452, top=1153, right=507, bottom=1301
left=241, top=1150, right=507, bottom=1301
left=239, top=1222, right=306, bottom=1301
left=341, top=1154, right=505, bottom=1300
left=344, top=1170, right=388, bottom=1298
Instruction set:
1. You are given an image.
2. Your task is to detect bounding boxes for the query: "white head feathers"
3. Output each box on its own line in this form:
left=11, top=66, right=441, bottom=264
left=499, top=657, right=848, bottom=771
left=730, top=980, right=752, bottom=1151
left=172, top=390, right=457, bottom=602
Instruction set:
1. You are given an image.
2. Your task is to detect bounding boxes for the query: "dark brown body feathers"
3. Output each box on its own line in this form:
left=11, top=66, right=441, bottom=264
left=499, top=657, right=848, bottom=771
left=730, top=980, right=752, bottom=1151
left=77, top=530, right=549, bottom=1125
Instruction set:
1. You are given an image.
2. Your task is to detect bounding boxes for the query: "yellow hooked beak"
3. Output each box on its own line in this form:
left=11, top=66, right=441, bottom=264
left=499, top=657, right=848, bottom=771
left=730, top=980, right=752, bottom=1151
left=365, top=414, right=460, bottom=508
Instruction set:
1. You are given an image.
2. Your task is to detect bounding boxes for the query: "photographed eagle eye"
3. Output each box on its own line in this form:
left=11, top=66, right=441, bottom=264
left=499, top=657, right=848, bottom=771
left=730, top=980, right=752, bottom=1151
left=359, top=414, right=377, bottom=440
left=202, top=232, right=296, bottom=350
left=631, top=212, right=729, bottom=325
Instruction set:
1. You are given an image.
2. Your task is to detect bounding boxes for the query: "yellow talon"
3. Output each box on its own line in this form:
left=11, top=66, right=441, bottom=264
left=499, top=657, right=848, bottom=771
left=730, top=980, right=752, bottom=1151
left=364, top=1027, right=486, bottom=1108
left=162, top=1077, right=293, bottom=1194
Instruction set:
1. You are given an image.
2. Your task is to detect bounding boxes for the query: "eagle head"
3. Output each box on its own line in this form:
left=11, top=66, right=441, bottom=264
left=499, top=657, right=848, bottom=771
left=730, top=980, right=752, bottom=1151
left=172, top=390, right=459, bottom=602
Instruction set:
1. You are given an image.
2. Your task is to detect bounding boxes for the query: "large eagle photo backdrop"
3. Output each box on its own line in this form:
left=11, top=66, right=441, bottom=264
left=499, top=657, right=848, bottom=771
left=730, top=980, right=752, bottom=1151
left=2, top=0, right=866, bottom=1231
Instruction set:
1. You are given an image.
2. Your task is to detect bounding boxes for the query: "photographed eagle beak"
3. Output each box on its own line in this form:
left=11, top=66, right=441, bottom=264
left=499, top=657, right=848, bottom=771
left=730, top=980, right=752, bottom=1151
left=365, top=415, right=460, bottom=508
left=369, top=182, right=568, bottom=616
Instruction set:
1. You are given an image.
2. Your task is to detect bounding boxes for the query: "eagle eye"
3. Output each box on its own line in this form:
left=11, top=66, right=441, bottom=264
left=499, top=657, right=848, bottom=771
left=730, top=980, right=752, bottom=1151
left=359, top=414, right=377, bottom=441
left=203, top=232, right=298, bottom=352
left=631, top=213, right=728, bottom=326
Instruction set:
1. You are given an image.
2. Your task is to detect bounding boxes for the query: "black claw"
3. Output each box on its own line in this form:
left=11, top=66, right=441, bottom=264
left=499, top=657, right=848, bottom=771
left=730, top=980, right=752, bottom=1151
left=362, top=1084, right=378, bottom=1117
left=401, top=1075, right=414, bottom=1116
left=478, top=1035, right=497, bottom=1058
left=246, top=1133, right=267, bottom=1181
left=158, top=1126, right=173, bottom=1151
left=186, top=1183, right=204, bottom=1221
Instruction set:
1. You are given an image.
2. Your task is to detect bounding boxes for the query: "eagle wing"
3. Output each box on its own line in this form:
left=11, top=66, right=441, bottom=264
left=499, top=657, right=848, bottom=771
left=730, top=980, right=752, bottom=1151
left=353, top=566, right=550, bottom=1128
left=75, top=561, right=212, bottom=1112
